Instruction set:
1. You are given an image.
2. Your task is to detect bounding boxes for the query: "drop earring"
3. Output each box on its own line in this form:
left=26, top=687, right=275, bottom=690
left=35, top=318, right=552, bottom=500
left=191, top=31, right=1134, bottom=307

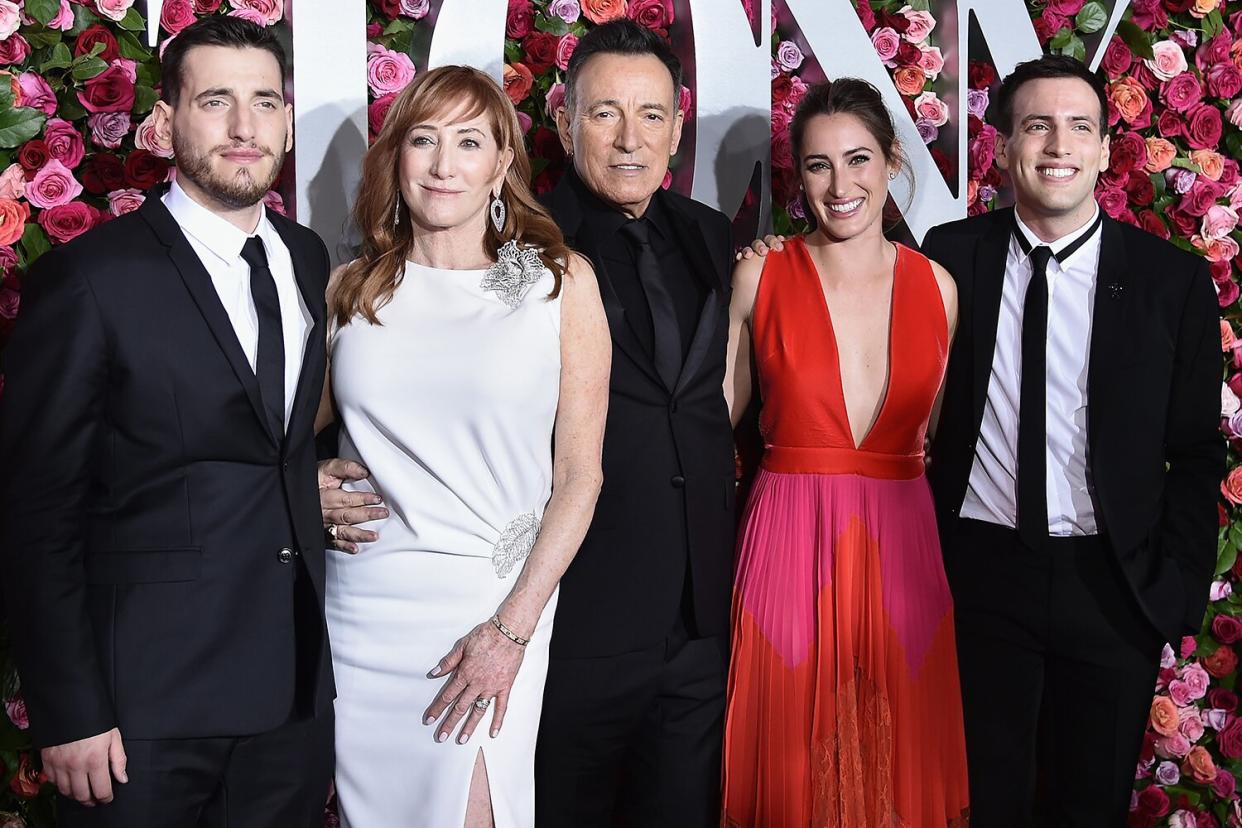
left=393, top=198, right=402, bottom=228
left=489, top=191, right=506, bottom=233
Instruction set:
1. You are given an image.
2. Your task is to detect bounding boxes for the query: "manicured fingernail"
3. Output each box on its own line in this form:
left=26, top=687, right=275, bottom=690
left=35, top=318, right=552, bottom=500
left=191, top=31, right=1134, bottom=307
left=423, top=715, right=434, bottom=725
left=458, top=733, right=468, bottom=744
left=429, top=666, right=441, bottom=677
left=437, top=732, right=448, bottom=743
left=490, top=729, right=498, bottom=738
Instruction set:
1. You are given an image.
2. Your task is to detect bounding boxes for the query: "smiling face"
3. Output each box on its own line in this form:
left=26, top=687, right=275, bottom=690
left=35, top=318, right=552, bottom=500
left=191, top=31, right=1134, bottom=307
left=996, top=76, right=1109, bottom=230
left=154, top=45, right=292, bottom=212
left=557, top=52, right=683, bottom=219
left=799, top=112, right=897, bottom=243
left=398, top=102, right=514, bottom=234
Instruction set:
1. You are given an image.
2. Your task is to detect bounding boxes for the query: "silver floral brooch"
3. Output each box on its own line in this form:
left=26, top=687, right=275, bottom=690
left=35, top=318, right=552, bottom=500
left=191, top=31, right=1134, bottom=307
left=480, top=240, right=550, bottom=308
left=492, top=511, right=540, bottom=578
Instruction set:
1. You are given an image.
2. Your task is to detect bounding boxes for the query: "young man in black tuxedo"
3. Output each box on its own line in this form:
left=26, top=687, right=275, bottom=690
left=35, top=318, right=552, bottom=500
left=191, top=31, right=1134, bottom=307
left=922, top=55, right=1223, bottom=825
left=0, top=17, right=334, bottom=826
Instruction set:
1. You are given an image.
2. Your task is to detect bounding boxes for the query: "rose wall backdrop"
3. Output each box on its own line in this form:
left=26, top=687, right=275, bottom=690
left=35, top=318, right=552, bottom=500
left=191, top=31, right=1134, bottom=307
left=0, top=0, right=1240, bottom=824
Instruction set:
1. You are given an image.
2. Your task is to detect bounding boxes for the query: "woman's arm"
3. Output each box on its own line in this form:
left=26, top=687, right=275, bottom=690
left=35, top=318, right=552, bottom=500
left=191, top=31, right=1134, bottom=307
left=927, top=259, right=959, bottom=442
left=725, top=254, right=765, bottom=428
left=423, top=252, right=611, bottom=744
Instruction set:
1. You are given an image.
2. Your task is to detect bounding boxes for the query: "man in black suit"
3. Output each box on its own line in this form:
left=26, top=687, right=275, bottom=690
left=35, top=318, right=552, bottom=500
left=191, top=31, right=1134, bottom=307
left=0, top=17, right=333, bottom=826
left=923, top=55, right=1222, bottom=825
left=532, top=20, right=735, bottom=827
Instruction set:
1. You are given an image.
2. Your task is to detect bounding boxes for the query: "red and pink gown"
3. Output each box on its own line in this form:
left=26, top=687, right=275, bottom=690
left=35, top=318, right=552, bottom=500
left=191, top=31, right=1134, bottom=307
left=722, top=238, right=970, bottom=827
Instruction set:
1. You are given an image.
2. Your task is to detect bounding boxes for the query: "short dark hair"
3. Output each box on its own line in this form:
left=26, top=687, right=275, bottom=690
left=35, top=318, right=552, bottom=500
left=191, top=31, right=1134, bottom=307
left=563, top=19, right=682, bottom=110
left=160, top=16, right=287, bottom=107
left=994, top=54, right=1108, bottom=136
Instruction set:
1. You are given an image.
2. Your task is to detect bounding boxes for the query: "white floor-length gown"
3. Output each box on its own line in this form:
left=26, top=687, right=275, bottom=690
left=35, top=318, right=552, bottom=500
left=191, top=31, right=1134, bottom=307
left=326, top=255, right=562, bottom=827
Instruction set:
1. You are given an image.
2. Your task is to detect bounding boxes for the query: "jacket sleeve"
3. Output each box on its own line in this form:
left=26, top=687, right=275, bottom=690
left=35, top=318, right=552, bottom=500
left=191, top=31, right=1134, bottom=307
left=0, top=249, right=117, bottom=748
left=1160, top=258, right=1227, bottom=634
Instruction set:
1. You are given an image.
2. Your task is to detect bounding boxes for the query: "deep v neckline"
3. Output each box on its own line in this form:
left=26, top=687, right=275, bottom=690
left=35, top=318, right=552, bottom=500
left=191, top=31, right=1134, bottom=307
left=805, top=240, right=900, bottom=451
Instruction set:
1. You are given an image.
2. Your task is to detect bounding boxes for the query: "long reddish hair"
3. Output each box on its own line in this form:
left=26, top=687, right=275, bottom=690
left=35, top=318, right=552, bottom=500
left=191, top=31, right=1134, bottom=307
left=332, top=65, right=570, bottom=327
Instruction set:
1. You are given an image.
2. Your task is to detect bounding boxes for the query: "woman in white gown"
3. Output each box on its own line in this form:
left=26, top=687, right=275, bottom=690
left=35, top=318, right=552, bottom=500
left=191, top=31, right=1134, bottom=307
left=315, top=66, right=610, bottom=827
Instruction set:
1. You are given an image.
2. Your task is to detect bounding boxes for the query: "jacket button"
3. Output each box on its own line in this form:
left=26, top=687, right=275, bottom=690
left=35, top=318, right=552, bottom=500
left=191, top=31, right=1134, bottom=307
left=282, top=461, right=290, bottom=471
left=670, top=475, right=685, bottom=488
left=278, top=547, right=294, bottom=564
left=670, top=401, right=679, bottom=413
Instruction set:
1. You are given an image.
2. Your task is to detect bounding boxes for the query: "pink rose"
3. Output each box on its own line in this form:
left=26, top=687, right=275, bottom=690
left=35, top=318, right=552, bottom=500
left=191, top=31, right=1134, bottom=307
left=1213, top=766, right=1236, bottom=798
left=515, top=111, right=532, bottom=134
left=399, top=0, right=429, bottom=18
left=1226, top=99, right=1242, bottom=129
left=1217, top=278, right=1240, bottom=308
left=366, top=43, right=415, bottom=96
left=95, top=0, right=136, bottom=22
left=506, top=0, right=534, bottom=39
left=919, top=46, right=944, bottom=80
left=969, top=125, right=997, bottom=173
left=0, top=32, right=30, bottom=65
left=1186, top=102, right=1223, bottom=150
left=1156, top=731, right=1193, bottom=758
left=1102, top=37, right=1134, bottom=78
left=367, top=92, right=396, bottom=140
left=262, top=189, right=285, bottom=215
left=1179, top=707, right=1206, bottom=742
left=1168, top=678, right=1195, bottom=706
left=228, top=0, right=283, bottom=25
left=1146, top=40, right=1189, bottom=80
left=38, top=202, right=100, bottom=243
left=1047, top=0, right=1086, bottom=14
left=0, top=0, right=20, bottom=40
left=899, top=5, right=935, bottom=42
left=1202, top=205, right=1239, bottom=241
left=1195, top=31, right=1231, bottom=71
left=133, top=112, right=174, bottom=159
left=26, top=160, right=83, bottom=209
left=1207, top=61, right=1242, bottom=98
left=226, top=8, right=266, bottom=24
left=88, top=112, right=130, bottom=149
left=1181, top=662, right=1211, bottom=701
left=160, top=0, right=197, bottom=35
left=627, top=0, right=674, bottom=34
left=107, top=187, right=144, bottom=217
left=555, top=34, right=578, bottom=71
left=43, top=119, right=85, bottom=169
left=3, top=696, right=27, bottom=730
left=678, top=85, right=692, bottom=121
left=1161, top=72, right=1203, bottom=113
left=0, top=163, right=24, bottom=200
left=544, top=82, right=566, bottom=119
left=18, top=72, right=57, bottom=115
left=1034, top=10, right=1069, bottom=44
left=871, top=27, right=901, bottom=63
left=48, top=0, right=75, bottom=31
left=1197, top=235, right=1240, bottom=263
left=913, top=91, right=949, bottom=126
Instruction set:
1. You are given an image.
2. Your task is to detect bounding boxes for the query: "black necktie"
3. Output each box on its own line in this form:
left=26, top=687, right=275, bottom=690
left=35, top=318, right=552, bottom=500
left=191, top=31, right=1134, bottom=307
left=241, top=237, right=285, bottom=438
left=620, top=220, right=682, bottom=390
left=1017, top=244, right=1052, bottom=550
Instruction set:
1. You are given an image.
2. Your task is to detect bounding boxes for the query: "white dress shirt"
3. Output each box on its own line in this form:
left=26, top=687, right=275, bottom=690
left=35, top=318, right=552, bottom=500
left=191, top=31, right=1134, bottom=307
left=162, top=181, right=311, bottom=430
left=961, top=206, right=1103, bottom=536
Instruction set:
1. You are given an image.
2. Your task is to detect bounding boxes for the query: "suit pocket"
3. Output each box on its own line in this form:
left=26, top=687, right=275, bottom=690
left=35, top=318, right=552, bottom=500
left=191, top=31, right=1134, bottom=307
left=86, top=547, right=202, bottom=584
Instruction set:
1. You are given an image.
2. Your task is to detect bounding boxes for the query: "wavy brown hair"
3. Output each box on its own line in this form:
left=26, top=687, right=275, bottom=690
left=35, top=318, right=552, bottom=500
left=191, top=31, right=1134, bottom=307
left=333, top=65, right=571, bottom=327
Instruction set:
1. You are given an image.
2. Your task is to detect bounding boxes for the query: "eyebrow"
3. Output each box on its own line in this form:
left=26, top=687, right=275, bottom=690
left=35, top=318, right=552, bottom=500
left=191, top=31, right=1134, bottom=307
left=586, top=99, right=670, bottom=113
left=195, top=87, right=283, bottom=102
left=409, top=124, right=486, bottom=134
left=801, top=147, right=872, bottom=163
left=1021, top=114, right=1096, bottom=125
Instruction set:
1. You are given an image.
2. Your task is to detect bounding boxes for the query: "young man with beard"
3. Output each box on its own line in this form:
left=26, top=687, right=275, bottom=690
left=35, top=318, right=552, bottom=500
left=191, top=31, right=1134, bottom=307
left=921, top=55, right=1223, bottom=824
left=0, top=16, right=334, bottom=826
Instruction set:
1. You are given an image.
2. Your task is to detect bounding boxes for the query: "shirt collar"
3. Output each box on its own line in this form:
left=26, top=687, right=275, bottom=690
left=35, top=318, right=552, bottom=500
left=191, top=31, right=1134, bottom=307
left=163, top=179, right=272, bottom=266
left=1013, top=204, right=1102, bottom=266
left=567, top=167, right=669, bottom=240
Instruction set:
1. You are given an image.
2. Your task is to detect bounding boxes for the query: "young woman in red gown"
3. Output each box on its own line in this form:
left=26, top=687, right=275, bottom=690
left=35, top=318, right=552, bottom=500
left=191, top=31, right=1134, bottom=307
left=722, top=78, right=970, bottom=826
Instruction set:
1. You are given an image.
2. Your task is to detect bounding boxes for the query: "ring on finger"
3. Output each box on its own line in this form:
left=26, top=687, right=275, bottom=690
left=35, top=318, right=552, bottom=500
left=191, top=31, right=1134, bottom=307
left=327, top=524, right=340, bottom=540
left=473, top=696, right=492, bottom=710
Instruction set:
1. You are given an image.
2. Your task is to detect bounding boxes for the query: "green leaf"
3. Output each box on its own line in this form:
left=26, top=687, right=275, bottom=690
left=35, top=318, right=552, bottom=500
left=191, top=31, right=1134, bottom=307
left=535, top=16, right=570, bottom=36
left=117, top=7, right=146, bottom=31
left=1066, top=34, right=1087, bottom=62
left=69, top=2, right=101, bottom=35
left=1227, top=131, right=1242, bottom=162
left=0, top=106, right=46, bottom=150
left=1218, top=542, right=1238, bottom=576
left=136, top=62, right=161, bottom=88
left=23, top=0, right=61, bottom=26
left=24, top=30, right=62, bottom=50
left=1150, top=171, right=1166, bottom=200
left=1050, top=27, right=1074, bottom=50
left=1075, top=1, right=1109, bottom=35
left=42, top=42, right=74, bottom=71
left=382, top=18, right=413, bottom=35
left=133, top=85, right=157, bottom=115
left=1117, top=20, right=1154, bottom=60
left=1203, top=9, right=1225, bottom=40
left=117, top=30, right=151, bottom=61
left=70, top=56, right=109, bottom=82
left=55, top=87, right=87, bottom=122
left=19, top=223, right=51, bottom=270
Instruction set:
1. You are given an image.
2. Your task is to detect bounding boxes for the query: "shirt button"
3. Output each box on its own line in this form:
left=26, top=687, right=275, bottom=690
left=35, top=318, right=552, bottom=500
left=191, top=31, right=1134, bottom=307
left=278, top=547, right=294, bottom=564
left=670, top=475, right=685, bottom=488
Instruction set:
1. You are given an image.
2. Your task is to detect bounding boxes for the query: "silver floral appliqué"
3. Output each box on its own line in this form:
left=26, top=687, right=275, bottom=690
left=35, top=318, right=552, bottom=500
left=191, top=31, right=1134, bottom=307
left=492, top=512, right=540, bottom=578
left=480, top=241, right=550, bottom=308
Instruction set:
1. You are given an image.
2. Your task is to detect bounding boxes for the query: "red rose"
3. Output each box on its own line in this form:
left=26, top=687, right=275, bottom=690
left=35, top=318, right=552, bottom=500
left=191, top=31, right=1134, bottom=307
left=1218, top=717, right=1242, bottom=758
left=375, top=0, right=401, bottom=16
left=628, top=0, right=674, bottom=34
left=160, top=0, right=197, bottom=35
left=8, top=752, right=46, bottom=799
left=1048, top=0, right=1086, bottom=14
left=852, top=0, right=876, bottom=31
left=1206, top=644, right=1239, bottom=677
left=1213, top=614, right=1242, bottom=643
left=73, top=25, right=119, bottom=64
left=81, top=152, right=125, bottom=195
left=1209, top=687, right=1239, bottom=711
left=366, top=21, right=382, bottom=38
left=1164, top=0, right=1194, bottom=11
left=1165, top=205, right=1199, bottom=238
left=555, top=33, right=578, bottom=71
left=193, top=0, right=223, bottom=11
left=969, top=61, right=996, bottom=90
left=1136, top=785, right=1170, bottom=816
left=0, top=32, right=31, bottom=66
left=1218, top=159, right=1240, bottom=188
left=1102, top=37, right=1134, bottom=78
left=506, top=0, right=534, bottom=39
left=368, top=93, right=397, bottom=141
left=44, top=119, right=86, bottom=169
left=17, top=140, right=50, bottom=176
left=533, top=126, right=565, bottom=165
left=1196, top=31, right=1231, bottom=72
left=1156, top=108, right=1184, bottom=138
left=1096, top=187, right=1129, bottom=219
left=1125, top=170, right=1155, bottom=206
left=1161, top=72, right=1203, bottom=113
left=1208, top=62, right=1242, bottom=99
left=895, top=41, right=921, bottom=68
left=523, top=32, right=558, bottom=75
left=38, top=202, right=101, bottom=244
left=875, top=10, right=910, bottom=33
left=124, top=149, right=170, bottom=189
left=1034, top=10, right=1069, bottom=45
left=77, top=63, right=136, bottom=114
left=1186, top=102, right=1223, bottom=150
left=1137, top=210, right=1171, bottom=239
left=1108, top=131, right=1148, bottom=175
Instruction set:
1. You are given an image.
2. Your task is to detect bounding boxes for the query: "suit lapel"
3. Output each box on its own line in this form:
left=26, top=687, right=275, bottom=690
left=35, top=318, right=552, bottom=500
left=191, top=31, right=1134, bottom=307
left=667, top=203, right=725, bottom=397
left=139, top=195, right=277, bottom=444
left=1086, top=217, right=1129, bottom=450
left=970, top=213, right=1013, bottom=433
left=269, top=213, right=326, bottom=447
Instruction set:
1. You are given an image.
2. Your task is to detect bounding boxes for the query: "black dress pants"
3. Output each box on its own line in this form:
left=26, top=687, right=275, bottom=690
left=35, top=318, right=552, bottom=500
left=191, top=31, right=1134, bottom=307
left=535, top=612, right=727, bottom=828
left=57, top=711, right=333, bottom=828
left=945, top=518, right=1164, bottom=827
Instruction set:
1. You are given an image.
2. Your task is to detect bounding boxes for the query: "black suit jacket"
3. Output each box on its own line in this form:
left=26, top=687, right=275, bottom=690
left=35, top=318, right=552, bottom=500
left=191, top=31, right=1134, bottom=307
left=0, top=192, right=334, bottom=749
left=542, top=173, right=737, bottom=658
left=924, top=208, right=1224, bottom=644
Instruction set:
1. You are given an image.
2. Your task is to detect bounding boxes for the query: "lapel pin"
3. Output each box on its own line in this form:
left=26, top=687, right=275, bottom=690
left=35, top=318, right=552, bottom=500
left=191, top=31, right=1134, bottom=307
left=1107, top=283, right=1124, bottom=299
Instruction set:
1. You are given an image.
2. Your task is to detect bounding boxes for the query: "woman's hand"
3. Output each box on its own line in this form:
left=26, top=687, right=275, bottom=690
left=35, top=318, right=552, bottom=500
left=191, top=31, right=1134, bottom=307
left=422, top=619, right=527, bottom=744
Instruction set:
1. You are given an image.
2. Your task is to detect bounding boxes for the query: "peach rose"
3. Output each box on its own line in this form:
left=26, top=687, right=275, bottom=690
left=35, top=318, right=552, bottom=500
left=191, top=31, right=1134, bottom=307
left=1145, top=137, right=1177, bottom=172
left=503, top=62, right=534, bottom=104
left=581, top=0, right=625, bottom=24
left=1183, top=745, right=1217, bottom=783
left=1151, top=696, right=1181, bottom=737
left=1223, top=320, right=1237, bottom=352
left=893, top=66, right=925, bottom=97
left=1191, top=149, right=1224, bottom=181
left=1190, top=0, right=1220, bottom=18
left=1222, top=465, right=1242, bottom=505
left=1109, top=76, right=1149, bottom=125
left=0, top=163, right=23, bottom=201
left=0, top=197, right=29, bottom=246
